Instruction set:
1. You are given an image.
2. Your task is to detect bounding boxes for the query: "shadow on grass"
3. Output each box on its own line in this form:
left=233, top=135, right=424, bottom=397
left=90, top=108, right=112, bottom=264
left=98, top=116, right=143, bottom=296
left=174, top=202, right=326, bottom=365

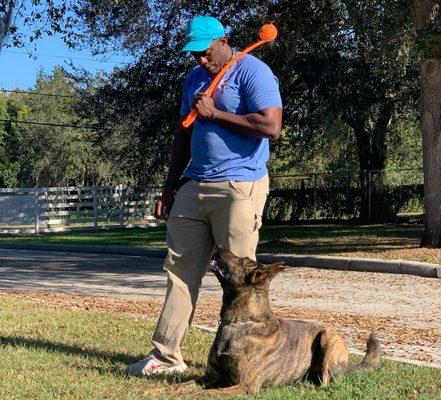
left=0, top=335, right=205, bottom=383
left=259, top=224, right=424, bottom=241
left=0, top=335, right=137, bottom=364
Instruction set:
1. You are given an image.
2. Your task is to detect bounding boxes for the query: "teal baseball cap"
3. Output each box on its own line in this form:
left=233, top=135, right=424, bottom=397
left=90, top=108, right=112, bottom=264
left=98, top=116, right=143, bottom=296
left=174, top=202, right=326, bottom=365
left=182, top=16, right=225, bottom=52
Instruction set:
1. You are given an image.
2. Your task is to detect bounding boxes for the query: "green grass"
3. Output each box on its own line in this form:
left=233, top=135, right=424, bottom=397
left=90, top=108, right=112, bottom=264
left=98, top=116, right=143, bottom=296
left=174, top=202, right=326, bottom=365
left=0, top=226, right=169, bottom=248
left=257, top=223, right=425, bottom=256
left=0, top=297, right=440, bottom=399
left=0, top=223, right=423, bottom=248
left=1, top=223, right=434, bottom=261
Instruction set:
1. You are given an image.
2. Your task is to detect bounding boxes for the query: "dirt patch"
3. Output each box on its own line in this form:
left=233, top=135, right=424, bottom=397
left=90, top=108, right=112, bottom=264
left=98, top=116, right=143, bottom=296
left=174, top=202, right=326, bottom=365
left=340, top=247, right=441, bottom=264
left=259, top=236, right=441, bottom=264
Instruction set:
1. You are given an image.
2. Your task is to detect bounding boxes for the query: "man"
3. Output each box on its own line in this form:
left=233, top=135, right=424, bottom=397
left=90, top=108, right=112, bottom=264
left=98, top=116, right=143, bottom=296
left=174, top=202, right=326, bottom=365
left=127, top=15, right=282, bottom=376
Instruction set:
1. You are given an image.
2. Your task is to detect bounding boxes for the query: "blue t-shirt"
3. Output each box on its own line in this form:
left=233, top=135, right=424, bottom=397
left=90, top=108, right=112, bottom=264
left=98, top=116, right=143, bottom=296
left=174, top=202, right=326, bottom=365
left=180, top=54, right=282, bottom=182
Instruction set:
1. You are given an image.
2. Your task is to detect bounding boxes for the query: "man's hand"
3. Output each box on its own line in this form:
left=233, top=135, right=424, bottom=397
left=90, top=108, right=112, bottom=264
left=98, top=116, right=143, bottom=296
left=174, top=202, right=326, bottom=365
left=154, top=187, right=175, bottom=220
left=193, top=92, right=216, bottom=120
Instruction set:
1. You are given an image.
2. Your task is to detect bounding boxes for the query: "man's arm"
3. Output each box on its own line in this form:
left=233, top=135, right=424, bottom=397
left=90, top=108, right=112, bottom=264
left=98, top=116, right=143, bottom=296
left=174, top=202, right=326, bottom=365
left=154, top=118, right=192, bottom=220
left=193, top=92, right=282, bottom=140
left=163, top=120, right=192, bottom=187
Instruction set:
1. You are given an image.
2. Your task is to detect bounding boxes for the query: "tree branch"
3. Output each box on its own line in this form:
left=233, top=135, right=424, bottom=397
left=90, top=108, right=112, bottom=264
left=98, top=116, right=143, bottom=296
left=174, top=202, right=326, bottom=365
left=0, top=0, right=15, bottom=50
left=413, top=0, right=439, bottom=29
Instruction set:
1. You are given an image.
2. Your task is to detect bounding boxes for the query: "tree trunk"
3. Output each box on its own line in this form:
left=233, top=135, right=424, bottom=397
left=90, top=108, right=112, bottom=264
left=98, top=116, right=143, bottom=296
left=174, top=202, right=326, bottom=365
left=413, top=0, right=441, bottom=247
left=419, top=59, right=441, bottom=247
left=350, top=104, right=393, bottom=223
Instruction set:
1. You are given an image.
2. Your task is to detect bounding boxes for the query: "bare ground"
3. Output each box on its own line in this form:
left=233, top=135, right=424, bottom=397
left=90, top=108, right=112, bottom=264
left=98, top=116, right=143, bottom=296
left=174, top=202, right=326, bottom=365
left=258, top=236, right=441, bottom=264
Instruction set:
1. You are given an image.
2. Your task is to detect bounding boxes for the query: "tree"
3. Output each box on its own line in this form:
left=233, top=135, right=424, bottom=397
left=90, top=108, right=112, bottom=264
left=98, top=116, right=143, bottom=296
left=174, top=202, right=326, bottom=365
left=0, top=0, right=14, bottom=50
left=413, top=0, right=441, bottom=247
left=0, top=1, right=82, bottom=50
left=262, top=1, right=419, bottom=222
left=4, top=68, right=99, bottom=187
left=0, top=93, right=20, bottom=186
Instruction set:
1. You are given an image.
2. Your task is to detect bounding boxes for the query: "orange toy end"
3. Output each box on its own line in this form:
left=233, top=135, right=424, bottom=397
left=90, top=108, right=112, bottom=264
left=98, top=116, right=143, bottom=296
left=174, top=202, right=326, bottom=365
left=259, top=24, right=278, bottom=42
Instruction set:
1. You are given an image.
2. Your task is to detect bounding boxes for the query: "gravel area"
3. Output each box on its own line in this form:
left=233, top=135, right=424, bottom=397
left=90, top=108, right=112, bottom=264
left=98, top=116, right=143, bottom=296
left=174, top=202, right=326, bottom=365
left=0, top=249, right=439, bottom=367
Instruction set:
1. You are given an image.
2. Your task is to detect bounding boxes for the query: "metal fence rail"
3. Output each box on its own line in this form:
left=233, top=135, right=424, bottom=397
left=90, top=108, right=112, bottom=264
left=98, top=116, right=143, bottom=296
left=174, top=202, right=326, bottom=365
left=0, top=185, right=161, bottom=234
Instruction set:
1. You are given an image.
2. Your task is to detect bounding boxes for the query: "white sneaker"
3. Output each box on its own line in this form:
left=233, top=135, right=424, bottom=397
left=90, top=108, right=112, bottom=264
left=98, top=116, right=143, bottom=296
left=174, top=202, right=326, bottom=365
left=126, top=354, right=188, bottom=376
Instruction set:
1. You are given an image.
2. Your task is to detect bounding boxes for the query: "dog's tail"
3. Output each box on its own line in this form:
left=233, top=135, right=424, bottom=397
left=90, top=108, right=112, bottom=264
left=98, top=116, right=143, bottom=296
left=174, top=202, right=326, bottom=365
left=349, top=331, right=382, bottom=372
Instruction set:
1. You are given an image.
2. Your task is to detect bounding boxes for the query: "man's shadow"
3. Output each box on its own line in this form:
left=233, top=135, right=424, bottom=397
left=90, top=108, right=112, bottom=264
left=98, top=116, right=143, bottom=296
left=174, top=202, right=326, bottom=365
left=0, top=335, right=204, bottom=384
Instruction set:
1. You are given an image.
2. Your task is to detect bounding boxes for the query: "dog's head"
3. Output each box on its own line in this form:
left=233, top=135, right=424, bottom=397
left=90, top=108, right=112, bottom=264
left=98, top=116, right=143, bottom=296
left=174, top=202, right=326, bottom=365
left=210, top=245, right=285, bottom=291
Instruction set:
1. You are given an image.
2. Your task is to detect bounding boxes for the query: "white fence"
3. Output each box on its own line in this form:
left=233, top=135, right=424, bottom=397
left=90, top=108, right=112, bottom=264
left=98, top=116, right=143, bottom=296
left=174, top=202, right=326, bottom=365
left=0, top=185, right=162, bottom=234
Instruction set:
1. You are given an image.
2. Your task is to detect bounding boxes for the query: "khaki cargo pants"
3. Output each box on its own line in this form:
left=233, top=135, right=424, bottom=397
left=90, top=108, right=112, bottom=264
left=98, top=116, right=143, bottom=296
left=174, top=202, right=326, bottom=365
left=151, top=175, right=269, bottom=365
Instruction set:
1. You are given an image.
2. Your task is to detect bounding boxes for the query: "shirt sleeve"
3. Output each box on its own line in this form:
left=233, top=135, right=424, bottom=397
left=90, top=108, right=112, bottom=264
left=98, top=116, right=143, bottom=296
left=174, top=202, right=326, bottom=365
left=243, top=59, right=282, bottom=113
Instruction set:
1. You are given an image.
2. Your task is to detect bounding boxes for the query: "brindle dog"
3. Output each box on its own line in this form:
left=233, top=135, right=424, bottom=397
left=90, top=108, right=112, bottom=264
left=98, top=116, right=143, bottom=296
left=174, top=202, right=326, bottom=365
left=199, top=246, right=382, bottom=395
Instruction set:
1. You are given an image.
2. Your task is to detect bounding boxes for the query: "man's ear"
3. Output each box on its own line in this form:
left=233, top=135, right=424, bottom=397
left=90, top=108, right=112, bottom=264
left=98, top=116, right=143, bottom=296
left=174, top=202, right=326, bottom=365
left=219, top=36, right=228, bottom=47
left=248, top=262, right=285, bottom=285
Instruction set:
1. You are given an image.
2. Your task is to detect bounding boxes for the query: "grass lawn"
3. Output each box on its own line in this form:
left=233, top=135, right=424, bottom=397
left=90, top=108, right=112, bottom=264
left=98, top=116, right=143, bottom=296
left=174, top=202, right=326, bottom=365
left=1, top=223, right=438, bottom=263
left=0, top=297, right=440, bottom=400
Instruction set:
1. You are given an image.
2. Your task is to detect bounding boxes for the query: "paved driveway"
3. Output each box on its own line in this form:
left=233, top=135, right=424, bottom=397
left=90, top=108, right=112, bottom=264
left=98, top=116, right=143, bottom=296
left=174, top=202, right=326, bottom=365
left=0, top=249, right=221, bottom=298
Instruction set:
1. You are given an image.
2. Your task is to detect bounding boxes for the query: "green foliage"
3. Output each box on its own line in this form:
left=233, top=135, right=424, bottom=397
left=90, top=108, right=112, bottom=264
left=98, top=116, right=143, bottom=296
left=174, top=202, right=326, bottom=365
left=269, top=117, right=358, bottom=178
left=277, top=1, right=418, bottom=169
left=0, top=94, right=21, bottom=186
left=386, top=116, right=423, bottom=174
left=13, top=69, right=96, bottom=186
left=415, top=16, right=441, bottom=58
left=0, top=68, right=107, bottom=187
left=73, top=67, right=183, bottom=185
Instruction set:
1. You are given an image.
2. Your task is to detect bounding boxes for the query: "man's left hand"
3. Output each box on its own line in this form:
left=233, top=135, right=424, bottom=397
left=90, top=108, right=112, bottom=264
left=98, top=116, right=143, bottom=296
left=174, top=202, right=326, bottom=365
left=193, top=92, right=216, bottom=120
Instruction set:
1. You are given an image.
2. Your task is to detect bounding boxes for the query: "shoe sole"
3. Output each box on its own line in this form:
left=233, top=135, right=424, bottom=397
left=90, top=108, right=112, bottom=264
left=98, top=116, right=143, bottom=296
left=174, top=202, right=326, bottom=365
left=145, top=364, right=188, bottom=376
left=126, top=363, right=188, bottom=377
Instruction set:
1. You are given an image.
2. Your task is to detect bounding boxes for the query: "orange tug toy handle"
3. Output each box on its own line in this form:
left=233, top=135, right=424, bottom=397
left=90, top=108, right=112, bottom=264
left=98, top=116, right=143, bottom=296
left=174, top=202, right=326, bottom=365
left=181, top=23, right=278, bottom=129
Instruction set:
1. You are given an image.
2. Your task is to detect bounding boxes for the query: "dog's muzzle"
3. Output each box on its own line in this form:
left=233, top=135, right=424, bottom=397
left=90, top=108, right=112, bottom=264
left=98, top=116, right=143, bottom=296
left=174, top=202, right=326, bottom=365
left=210, top=259, right=230, bottom=281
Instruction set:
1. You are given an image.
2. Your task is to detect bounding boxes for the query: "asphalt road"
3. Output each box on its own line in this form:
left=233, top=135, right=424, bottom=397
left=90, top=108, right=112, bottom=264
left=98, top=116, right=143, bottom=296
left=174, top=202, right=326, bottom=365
left=0, top=249, right=221, bottom=298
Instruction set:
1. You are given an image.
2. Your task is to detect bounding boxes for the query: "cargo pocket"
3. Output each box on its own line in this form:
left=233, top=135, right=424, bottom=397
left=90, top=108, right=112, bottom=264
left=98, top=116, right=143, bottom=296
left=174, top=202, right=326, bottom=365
left=228, top=180, right=254, bottom=200
left=163, top=248, right=182, bottom=272
left=253, top=176, right=269, bottom=232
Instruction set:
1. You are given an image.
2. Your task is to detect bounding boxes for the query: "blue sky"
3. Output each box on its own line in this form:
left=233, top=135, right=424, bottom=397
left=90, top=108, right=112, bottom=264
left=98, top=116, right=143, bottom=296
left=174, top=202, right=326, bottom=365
left=0, top=32, right=133, bottom=90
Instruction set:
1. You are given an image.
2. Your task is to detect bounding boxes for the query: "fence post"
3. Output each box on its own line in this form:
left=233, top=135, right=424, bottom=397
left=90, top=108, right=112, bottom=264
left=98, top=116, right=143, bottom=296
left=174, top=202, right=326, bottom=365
left=92, top=185, right=98, bottom=229
left=368, top=171, right=372, bottom=222
left=142, top=187, right=147, bottom=221
left=119, top=185, right=125, bottom=227
left=313, top=175, right=317, bottom=220
left=34, top=187, right=40, bottom=234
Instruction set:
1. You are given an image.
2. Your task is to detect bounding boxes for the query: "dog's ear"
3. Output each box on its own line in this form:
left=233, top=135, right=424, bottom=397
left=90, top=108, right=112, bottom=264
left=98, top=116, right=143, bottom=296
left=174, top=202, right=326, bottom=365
left=248, top=262, right=285, bottom=285
left=242, top=257, right=258, bottom=268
